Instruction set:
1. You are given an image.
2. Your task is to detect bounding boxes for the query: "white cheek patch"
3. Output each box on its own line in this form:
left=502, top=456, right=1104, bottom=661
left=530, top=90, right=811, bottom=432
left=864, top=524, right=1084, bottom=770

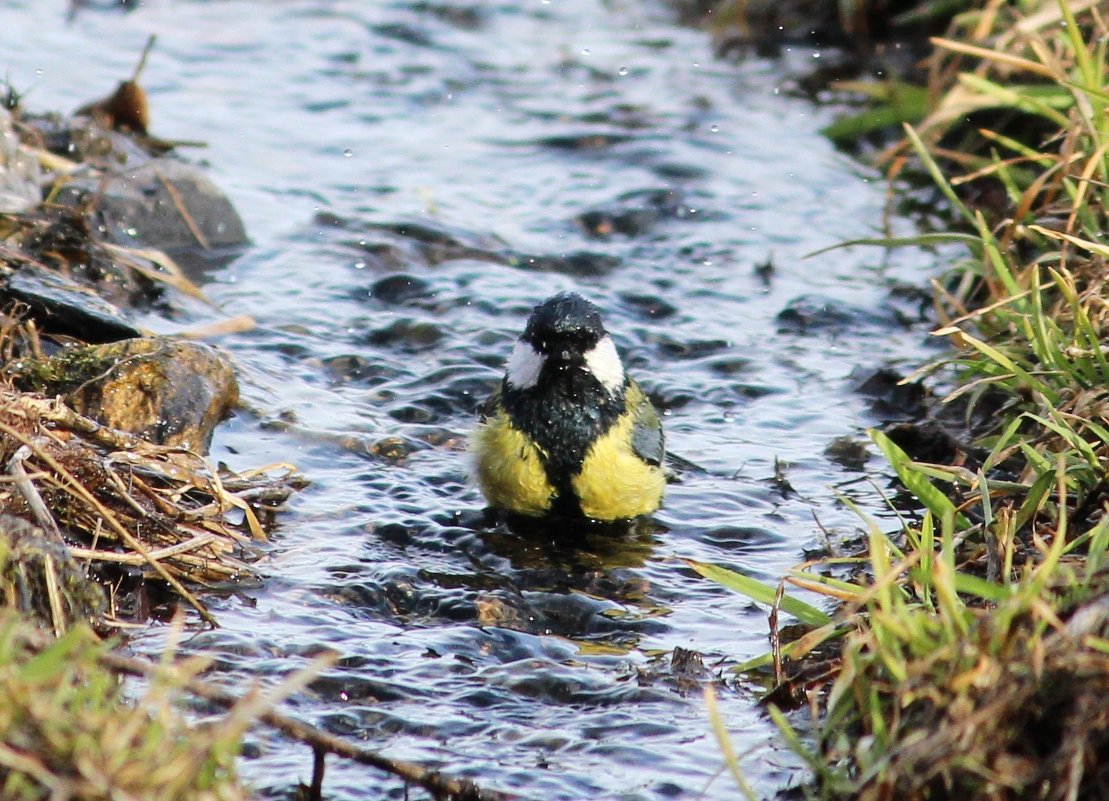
left=584, top=335, right=625, bottom=394
left=505, top=340, right=544, bottom=389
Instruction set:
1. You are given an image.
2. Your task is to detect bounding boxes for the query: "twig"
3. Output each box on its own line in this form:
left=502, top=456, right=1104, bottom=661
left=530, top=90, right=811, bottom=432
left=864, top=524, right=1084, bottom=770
left=113, top=467, right=192, bottom=519
left=176, top=315, right=257, bottom=340
left=8, top=444, right=64, bottom=545
left=155, top=170, right=211, bottom=250
left=43, top=554, right=65, bottom=637
left=68, top=532, right=218, bottom=566
left=7, top=444, right=68, bottom=635
left=100, top=463, right=159, bottom=519
left=100, top=241, right=211, bottom=303
left=131, top=35, right=157, bottom=83
left=33, top=396, right=135, bottom=449
left=309, top=747, right=326, bottom=801
left=770, top=582, right=784, bottom=686
left=98, top=650, right=518, bottom=801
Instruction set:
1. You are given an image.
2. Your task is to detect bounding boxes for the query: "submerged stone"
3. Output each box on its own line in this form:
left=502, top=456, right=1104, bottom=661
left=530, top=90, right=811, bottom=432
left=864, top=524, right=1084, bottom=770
left=368, top=274, right=435, bottom=305
left=824, top=435, right=871, bottom=471
left=576, top=188, right=688, bottom=239
left=364, top=319, right=444, bottom=352
left=884, top=420, right=964, bottom=466
left=509, top=250, right=622, bottom=276
left=14, top=337, right=238, bottom=452
left=777, top=293, right=892, bottom=334
left=851, top=366, right=928, bottom=419
left=620, top=292, right=678, bottom=320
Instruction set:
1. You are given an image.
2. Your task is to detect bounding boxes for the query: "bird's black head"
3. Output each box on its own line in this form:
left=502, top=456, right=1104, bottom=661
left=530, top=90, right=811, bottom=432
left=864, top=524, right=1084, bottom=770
left=521, top=292, right=607, bottom=360
left=505, top=292, right=625, bottom=393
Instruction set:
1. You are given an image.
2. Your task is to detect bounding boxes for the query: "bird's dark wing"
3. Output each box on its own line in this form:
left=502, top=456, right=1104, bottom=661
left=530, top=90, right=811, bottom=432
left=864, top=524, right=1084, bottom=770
left=628, top=381, right=664, bottom=467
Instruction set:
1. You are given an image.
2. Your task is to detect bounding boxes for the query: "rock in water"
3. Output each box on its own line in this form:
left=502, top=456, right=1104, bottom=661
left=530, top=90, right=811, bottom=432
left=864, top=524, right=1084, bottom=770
left=3, top=264, right=142, bottom=343
left=54, top=159, right=249, bottom=254
left=15, top=337, right=238, bottom=452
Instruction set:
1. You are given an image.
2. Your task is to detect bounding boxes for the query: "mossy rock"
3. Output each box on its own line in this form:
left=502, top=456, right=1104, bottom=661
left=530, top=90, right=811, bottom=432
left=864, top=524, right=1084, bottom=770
left=15, top=337, right=238, bottom=452
left=0, top=515, right=104, bottom=629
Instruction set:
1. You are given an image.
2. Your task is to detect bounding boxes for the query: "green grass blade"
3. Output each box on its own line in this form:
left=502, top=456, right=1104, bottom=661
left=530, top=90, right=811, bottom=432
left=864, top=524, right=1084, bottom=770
left=952, top=572, right=1010, bottom=602
left=1050, top=267, right=1109, bottom=385
left=1085, top=516, right=1109, bottom=578
left=767, top=704, right=831, bottom=779
left=733, top=621, right=846, bottom=671
left=686, top=560, right=832, bottom=627
left=804, top=232, right=980, bottom=259
left=870, top=429, right=969, bottom=528
left=1025, top=412, right=1099, bottom=468
left=982, top=414, right=1028, bottom=472
left=18, top=628, right=87, bottom=683
left=957, top=73, right=1072, bottom=127
left=903, top=123, right=975, bottom=225
left=704, top=686, right=759, bottom=801
left=787, top=571, right=866, bottom=596
left=1058, top=0, right=1098, bottom=98
left=951, top=329, right=1060, bottom=404
left=1014, top=468, right=1056, bottom=532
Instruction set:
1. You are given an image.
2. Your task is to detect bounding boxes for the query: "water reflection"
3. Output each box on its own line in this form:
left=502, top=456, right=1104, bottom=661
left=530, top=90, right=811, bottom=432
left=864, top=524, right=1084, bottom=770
left=325, top=510, right=667, bottom=645
left=480, top=511, right=662, bottom=572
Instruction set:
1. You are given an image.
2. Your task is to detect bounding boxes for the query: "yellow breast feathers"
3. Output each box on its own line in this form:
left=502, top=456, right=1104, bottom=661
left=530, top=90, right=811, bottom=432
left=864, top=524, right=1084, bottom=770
left=471, top=381, right=664, bottom=521
left=572, top=381, right=665, bottom=520
left=470, top=403, right=556, bottom=517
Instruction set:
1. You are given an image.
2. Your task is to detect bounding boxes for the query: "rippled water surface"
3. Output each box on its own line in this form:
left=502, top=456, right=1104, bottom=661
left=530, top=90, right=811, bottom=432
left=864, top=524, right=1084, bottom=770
left=3, top=2, right=944, bottom=798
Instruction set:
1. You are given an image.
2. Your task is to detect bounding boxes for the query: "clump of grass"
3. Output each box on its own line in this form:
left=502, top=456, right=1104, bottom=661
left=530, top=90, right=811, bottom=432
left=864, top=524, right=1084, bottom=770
left=0, top=610, right=248, bottom=801
left=787, top=502, right=1107, bottom=800
left=696, top=3, right=1109, bottom=799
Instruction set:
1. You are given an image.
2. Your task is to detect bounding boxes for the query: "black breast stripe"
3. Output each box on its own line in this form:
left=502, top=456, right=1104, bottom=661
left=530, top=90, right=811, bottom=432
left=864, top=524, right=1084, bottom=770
left=501, top=369, right=625, bottom=503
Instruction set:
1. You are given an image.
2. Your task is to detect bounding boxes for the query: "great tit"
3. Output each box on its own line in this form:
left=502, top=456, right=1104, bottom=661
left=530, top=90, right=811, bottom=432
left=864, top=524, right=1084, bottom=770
left=471, top=292, right=665, bottom=521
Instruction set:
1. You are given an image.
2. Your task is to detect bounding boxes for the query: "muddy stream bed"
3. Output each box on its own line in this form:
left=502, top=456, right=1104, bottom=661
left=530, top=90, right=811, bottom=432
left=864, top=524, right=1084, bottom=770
left=3, top=1, right=947, bottom=798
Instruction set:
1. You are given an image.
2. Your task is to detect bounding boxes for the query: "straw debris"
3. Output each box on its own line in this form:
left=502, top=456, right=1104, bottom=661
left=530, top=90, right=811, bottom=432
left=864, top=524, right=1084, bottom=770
left=0, top=384, right=304, bottom=626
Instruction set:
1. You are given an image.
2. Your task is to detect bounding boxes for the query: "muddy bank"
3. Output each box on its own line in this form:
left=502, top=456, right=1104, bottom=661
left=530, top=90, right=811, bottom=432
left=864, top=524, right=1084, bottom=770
left=703, top=4, right=1109, bottom=800
left=0, top=53, right=314, bottom=800
left=0, top=61, right=297, bottom=627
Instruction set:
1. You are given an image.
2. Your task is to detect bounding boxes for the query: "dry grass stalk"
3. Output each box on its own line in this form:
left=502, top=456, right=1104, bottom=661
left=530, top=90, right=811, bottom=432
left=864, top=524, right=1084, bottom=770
left=0, top=386, right=304, bottom=624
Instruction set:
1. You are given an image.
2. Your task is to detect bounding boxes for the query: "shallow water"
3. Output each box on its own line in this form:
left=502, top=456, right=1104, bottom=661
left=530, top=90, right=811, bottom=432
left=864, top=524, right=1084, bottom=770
left=3, top=1, right=944, bottom=798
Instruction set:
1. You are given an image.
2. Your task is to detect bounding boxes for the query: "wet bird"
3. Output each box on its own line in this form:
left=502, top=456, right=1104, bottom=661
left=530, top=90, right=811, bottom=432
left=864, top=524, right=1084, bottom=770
left=471, top=292, right=665, bottom=521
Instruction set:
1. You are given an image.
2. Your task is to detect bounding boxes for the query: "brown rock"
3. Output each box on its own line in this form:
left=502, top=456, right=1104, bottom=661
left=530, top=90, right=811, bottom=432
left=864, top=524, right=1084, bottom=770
left=15, top=337, right=238, bottom=452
